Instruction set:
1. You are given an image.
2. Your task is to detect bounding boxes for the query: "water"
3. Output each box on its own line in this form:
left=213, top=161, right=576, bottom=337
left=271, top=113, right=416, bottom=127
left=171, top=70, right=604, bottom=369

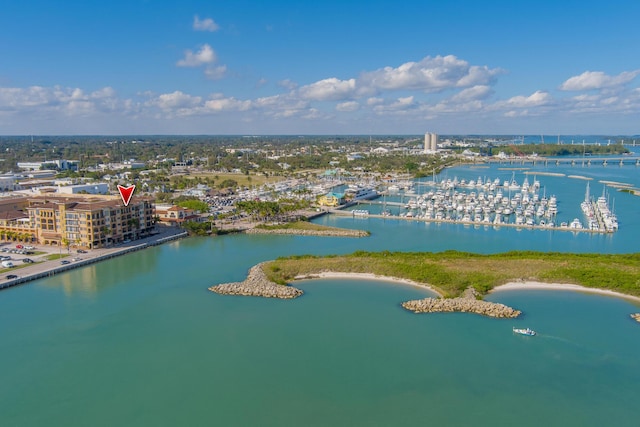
left=1, top=160, right=640, bottom=426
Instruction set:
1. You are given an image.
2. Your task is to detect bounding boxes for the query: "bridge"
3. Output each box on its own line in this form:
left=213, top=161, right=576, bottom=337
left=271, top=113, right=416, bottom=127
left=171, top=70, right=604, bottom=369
left=482, top=156, right=639, bottom=167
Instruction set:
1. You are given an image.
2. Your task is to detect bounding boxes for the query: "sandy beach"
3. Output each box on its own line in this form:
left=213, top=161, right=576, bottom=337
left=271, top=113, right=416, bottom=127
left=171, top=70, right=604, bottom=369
left=294, top=272, right=444, bottom=296
left=491, top=281, right=640, bottom=303
left=296, top=273, right=640, bottom=304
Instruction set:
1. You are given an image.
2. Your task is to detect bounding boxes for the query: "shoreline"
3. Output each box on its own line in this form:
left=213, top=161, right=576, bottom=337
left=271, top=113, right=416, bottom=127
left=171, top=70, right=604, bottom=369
left=0, top=227, right=188, bottom=291
left=294, top=271, right=443, bottom=297
left=490, top=281, right=640, bottom=303
left=212, top=267, right=520, bottom=317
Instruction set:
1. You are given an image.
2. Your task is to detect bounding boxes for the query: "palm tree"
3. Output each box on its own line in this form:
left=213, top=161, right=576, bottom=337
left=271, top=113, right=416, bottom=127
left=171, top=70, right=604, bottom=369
left=62, top=237, right=71, bottom=254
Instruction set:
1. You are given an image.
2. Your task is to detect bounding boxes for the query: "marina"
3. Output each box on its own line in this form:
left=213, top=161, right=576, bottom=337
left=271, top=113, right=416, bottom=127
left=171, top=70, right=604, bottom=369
left=337, top=174, right=620, bottom=234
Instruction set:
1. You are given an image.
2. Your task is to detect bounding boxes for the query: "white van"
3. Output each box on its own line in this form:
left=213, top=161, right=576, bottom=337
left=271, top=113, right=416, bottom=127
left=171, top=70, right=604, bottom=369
left=2, top=261, right=14, bottom=268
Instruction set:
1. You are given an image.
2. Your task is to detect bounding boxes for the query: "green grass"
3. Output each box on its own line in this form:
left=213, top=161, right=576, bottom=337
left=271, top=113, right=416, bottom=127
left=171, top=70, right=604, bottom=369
left=45, top=253, right=70, bottom=261
left=263, top=250, right=640, bottom=298
left=256, top=221, right=368, bottom=233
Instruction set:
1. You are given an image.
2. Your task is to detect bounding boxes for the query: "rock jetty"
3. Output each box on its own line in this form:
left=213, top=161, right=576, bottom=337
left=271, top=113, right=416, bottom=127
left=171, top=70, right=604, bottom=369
left=402, top=297, right=521, bottom=318
left=210, top=265, right=520, bottom=318
left=245, top=228, right=369, bottom=237
left=209, top=263, right=303, bottom=299
left=631, top=313, right=640, bottom=323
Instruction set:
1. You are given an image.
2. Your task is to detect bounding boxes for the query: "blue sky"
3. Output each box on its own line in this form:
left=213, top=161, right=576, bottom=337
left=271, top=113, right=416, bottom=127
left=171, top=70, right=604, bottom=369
left=1, top=0, right=639, bottom=135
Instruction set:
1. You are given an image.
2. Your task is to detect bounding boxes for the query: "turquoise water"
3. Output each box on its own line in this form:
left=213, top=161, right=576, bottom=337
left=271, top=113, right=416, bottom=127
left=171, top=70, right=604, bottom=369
left=1, top=160, right=640, bottom=426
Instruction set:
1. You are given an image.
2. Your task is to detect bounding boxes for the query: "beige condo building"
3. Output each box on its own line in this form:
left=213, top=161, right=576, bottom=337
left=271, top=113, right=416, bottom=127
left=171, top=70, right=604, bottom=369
left=0, top=195, right=155, bottom=249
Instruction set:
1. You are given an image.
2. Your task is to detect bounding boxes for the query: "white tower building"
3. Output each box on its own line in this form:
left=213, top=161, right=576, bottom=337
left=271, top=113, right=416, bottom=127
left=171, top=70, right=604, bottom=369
left=424, top=132, right=438, bottom=152
left=430, top=133, right=438, bottom=151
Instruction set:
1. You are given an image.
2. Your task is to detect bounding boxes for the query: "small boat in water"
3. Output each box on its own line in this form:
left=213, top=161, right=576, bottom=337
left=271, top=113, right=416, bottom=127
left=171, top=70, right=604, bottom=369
left=513, top=327, right=536, bottom=336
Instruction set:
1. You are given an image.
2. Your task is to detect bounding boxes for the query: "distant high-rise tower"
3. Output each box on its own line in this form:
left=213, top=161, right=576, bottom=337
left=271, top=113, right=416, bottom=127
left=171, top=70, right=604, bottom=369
left=424, top=132, right=438, bottom=152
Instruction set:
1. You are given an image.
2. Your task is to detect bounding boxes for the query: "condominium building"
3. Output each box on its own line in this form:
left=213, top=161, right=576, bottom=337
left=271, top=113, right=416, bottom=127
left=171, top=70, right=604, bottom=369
left=0, top=195, right=155, bottom=249
left=26, top=195, right=155, bottom=249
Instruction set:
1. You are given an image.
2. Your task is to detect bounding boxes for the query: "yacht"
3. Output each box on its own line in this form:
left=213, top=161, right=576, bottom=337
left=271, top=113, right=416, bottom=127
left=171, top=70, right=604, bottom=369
left=348, top=187, right=378, bottom=201
left=569, top=218, right=583, bottom=229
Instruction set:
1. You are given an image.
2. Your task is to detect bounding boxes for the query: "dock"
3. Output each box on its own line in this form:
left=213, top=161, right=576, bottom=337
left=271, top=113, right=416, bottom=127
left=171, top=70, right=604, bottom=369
left=329, top=208, right=613, bottom=234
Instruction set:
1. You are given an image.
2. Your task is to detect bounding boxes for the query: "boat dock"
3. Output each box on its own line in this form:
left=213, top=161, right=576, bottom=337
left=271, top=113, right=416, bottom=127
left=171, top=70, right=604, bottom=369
left=328, top=209, right=613, bottom=234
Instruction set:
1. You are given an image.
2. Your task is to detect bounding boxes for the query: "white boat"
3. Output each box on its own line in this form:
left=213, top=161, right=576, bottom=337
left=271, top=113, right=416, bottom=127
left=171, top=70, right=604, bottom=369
left=569, top=218, right=583, bottom=229
left=513, top=327, right=536, bottom=336
left=348, top=187, right=378, bottom=200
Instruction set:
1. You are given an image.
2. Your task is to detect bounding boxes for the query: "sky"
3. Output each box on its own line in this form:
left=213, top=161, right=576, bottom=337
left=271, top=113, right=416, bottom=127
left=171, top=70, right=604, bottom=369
left=1, top=0, right=639, bottom=135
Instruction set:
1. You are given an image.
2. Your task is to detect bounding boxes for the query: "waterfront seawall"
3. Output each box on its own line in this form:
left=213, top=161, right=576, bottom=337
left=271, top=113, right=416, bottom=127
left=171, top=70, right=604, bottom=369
left=0, top=231, right=188, bottom=291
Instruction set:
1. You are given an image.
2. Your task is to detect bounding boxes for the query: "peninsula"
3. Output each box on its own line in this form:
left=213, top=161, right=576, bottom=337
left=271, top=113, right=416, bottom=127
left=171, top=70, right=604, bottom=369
left=209, top=250, right=640, bottom=318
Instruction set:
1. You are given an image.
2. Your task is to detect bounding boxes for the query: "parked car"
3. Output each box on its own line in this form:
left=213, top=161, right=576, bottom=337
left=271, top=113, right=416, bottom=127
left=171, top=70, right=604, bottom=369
left=60, top=260, right=70, bottom=265
left=6, top=274, right=18, bottom=279
left=24, top=246, right=34, bottom=250
left=77, top=249, right=87, bottom=254
left=22, top=258, right=34, bottom=263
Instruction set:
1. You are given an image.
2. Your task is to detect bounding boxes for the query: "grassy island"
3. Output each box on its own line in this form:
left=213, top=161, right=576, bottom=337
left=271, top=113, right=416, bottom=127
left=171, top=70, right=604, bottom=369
left=255, top=221, right=369, bottom=235
left=263, top=250, right=640, bottom=298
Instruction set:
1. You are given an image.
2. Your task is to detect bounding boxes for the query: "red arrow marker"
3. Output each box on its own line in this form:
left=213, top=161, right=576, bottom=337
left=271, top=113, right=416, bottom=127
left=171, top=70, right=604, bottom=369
left=117, top=185, right=136, bottom=206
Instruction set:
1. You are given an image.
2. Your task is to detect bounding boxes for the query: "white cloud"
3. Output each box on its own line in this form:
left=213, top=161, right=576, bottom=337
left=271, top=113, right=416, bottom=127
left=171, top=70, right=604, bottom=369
left=153, top=91, right=202, bottom=109
left=204, top=96, right=252, bottom=112
left=451, top=85, right=492, bottom=102
left=0, top=85, right=123, bottom=116
left=501, top=91, right=553, bottom=108
left=277, top=79, right=298, bottom=90
left=177, top=44, right=216, bottom=67
left=560, top=70, right=640, bottom=91
left=373, top=96, right=416, bottom=114
left=366, top=97, right=384, bottom=105
left=298, top=78, right=357, bottom=101
left=360, top=55, right=502, bottom=93
left=90, top=87, right=116, bottom=99
left=204, top=65, right=227, bottom=80
left=193, top=15, right=219, bottom=32
left=336, top=101, right=359, bottom=112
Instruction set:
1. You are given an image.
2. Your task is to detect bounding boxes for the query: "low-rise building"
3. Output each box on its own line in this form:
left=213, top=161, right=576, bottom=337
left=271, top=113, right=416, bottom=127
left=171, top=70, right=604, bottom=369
left=56, top=183, right=109, bottom=195
left=154, top=204, right=200, bottom=225
left=317, top=192, right=345, bottom=207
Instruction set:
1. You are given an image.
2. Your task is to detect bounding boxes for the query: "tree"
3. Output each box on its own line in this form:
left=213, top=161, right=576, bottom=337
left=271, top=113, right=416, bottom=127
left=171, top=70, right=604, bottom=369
left=62, top=237, right=71, bottom=254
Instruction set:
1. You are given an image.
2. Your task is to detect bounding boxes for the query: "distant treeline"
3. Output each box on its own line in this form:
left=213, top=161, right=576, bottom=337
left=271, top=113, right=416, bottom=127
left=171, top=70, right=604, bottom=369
left=498, top=143, right=629, bottom=156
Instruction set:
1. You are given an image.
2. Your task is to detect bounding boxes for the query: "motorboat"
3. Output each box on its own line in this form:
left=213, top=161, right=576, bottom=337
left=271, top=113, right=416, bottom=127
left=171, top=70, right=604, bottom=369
left=513, top=327, right=536, bottom=336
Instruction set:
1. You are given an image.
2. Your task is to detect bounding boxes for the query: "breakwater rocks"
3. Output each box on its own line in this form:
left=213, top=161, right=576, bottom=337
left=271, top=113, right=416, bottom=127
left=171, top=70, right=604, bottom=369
left=631, top=313, right=640, bottom=323
left=402, top=297, right=522, bottom=318
left=209, top=263, right=303, bottom=299
left=245, top=228, right=369, bottom=237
